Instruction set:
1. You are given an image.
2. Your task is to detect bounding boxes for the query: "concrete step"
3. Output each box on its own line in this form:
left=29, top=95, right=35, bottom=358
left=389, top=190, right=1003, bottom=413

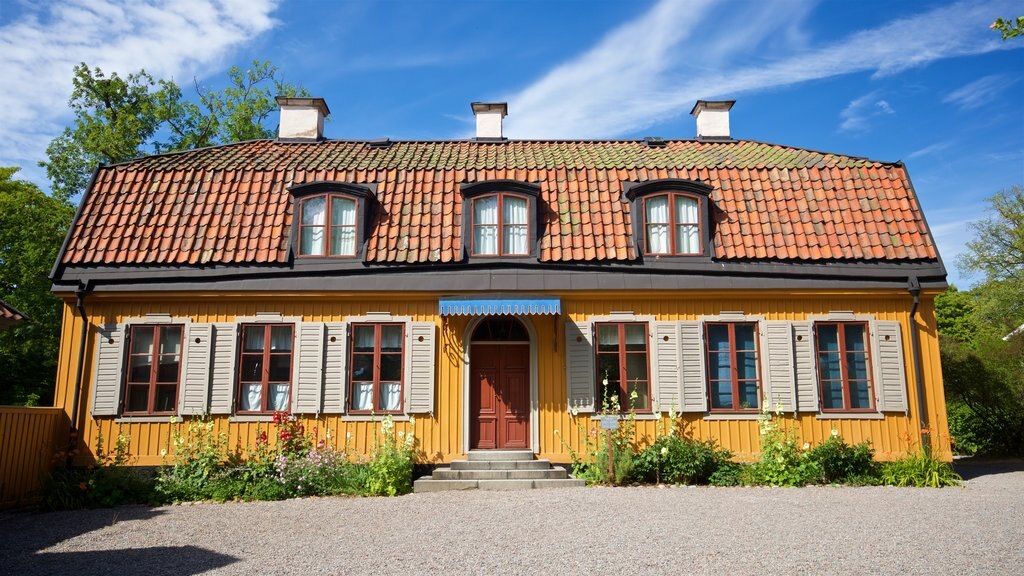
left=431, top=468, right=569, bottom=480
left=451, top=459, right=552, bottom=471
left=413, top=477, right=585, bottom=493
left=467, top=450, right=536, bottom=462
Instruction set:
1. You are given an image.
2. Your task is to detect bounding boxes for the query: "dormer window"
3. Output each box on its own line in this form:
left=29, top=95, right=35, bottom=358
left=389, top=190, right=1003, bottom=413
left=471, top=193, right=530, bottom=256
left=299, top=195, right=358, bottom=257
left=622, top=179, right=714, bottom=259
left=644, top=193, right=701, bottom=255
left=461, top=180, right=541, bottom=260
left=288, top=181, right=378, bottom=261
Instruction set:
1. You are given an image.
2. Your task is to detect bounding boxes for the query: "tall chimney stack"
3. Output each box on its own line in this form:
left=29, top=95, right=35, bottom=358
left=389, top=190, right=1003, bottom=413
left=277, top=97, right=330, bottom=141
left=690, top=100, right=735, bottom=140
left=471, top=102, right=508, bottom=140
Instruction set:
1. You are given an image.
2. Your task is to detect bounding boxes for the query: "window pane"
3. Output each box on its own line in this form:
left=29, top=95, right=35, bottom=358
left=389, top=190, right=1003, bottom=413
left=243, top=327, right=265, bottom=352
left=675, top=196, right=698, bottom=224
left=597, top=354, right=620, bottom=386
left=845, top=324, right=866, bottom=351
left=270, top=326, right=292, bottom=351
left=155, top=385, right=177, bottom=412
left=473, top=196, right=498, bottom=224
left=817, top=325, right=839, bottom=352
left=240, top=354, right=263, bottom=382
left=270, top=384, right=289, bottom=411
left=353, top=383, right=373, bottom=411
left=846, top=352, right=868, bottom=380
left=128, top=356, right=152, bottom=383
left=381, top=325, right=402, bottom=351
left=676, top=224, right=699, bottom=254
left=301, top=227, right=325, bottom=255
left=625, top=324, right=646, bottom=351
left=131, top=327, right=154, bottom=355
left=822, top=381, right=844, bottom=410
left=850, top=381, right=871, bottom=409
left=627, top=380, right=649, bottom=410
left=379, top=382, right=401, bottom=411
left=302, top=196, right=326, bottom=225
left=269, top=354, right=291, bottom=382
left=504, top=224, right=528, bottom=255
left=353, top=325, right=375, bottom=352
left=241, top=383, right=262, bottom=411
left=331, top=226, right=356, bottom=256
left=597, top=325, right=619, bottom=351
left=646, top=196, right=669, bottom=254
left=707, top=324, right=729, bottom=351
left=625, top=353, right=647, bottom=382
left=504, top=196, right=528, bottom=225
left=159, top=326, right=182, bottom=355
left=818, top=352, right=841, bottom=381
left=126, top=385, right=149, bottom=412
left=157, top=355, right=180, bottom=383
left=351, top=354, right=373, bottom=381
left=474, top=225, right=498, bottom=255
left=380, top=353, right=402, bottom=382
left=739, top=382, right=760, bottom=409
left=331, top=197, right=356, bottom=226
left=710, top=351, right=731, bottom=381
left=735, top=325, right=756, bottom=351
left=646, top=196, right=669, bottom=223
left=737, top=351, right=758, bottom=380
left=711, top=381, right=733, bottom=409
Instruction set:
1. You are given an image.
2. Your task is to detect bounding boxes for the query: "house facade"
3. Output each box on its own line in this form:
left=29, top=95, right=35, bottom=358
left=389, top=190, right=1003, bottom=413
left=50, top=98, right=952, bottom=466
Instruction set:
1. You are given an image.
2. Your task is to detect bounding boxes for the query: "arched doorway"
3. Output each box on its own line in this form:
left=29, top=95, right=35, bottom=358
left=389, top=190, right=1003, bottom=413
left=469, top=317, right=531, bottom=449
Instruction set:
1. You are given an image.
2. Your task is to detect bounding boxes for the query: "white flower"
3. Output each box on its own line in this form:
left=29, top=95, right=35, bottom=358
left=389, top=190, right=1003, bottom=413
left=570, top=407, right=579, bottom=417
left=160, top=448, right=168, bottom=457
left=346, top=432, right=352, bottom=440
left=168, top=416, right=180, bottom=424
left=802, top=443, right=810, bottom=450
left=630, top=390, right=639, bottom=400
left=831, top=429, right=840, bottom=438
left=660, top=447, right=669, bottom=456
left=553, top=429, right=560, bottom=436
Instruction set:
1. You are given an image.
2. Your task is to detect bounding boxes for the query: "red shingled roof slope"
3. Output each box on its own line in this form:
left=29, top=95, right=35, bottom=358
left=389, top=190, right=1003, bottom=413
left=62, top=139, right=939, bottom=266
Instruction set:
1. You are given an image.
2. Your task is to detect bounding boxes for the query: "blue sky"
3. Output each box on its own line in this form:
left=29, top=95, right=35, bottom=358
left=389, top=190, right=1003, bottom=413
left=1, top=0, right=1021, bottom=286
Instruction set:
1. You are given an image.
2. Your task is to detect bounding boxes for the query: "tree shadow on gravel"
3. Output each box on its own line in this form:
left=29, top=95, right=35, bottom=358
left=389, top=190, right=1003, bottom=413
left=953, top=457, right=1024, bottom=481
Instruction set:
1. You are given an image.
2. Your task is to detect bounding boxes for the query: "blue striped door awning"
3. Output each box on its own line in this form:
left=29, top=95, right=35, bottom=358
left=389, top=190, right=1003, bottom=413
left=438, top=295, right=561, bottom=316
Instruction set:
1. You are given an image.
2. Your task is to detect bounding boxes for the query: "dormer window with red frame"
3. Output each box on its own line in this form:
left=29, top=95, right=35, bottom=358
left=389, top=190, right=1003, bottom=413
left=644, top=193, right=701, bottom=255
left=298, top=194, right=358, bottom=257
left=471, top=193, right=530, bottom=256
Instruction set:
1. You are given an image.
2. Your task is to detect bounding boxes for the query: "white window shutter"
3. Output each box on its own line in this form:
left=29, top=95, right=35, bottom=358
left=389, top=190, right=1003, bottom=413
left=564, top=320, right=596, bottom=413
left=91, top=323, right=126, bottom=416
left=209, top=322, right=238, bottom=414
left=322, top=322, right=348, bottom=413
left=405, top=321, right=436, bottom=414
left=793, top=321, right=820, bottom=412
left=873, top=320, right=908, bottom=413
left=292, top=322, right=325, bottom=414
left=652, top=322, right=680, bottom=412
left=761, top=321, right=796, bottom=412
left=180, top=323, right=212, bottom=415
left=678, top=321, right=708, bottom=412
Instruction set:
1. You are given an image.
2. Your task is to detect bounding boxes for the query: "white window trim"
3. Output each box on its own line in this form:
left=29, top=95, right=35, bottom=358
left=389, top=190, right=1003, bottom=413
left=120, top=317, right=193, bottom=417
left=807, top=314, right=883, bottom=417
left=698, top=314, right=765, bottom=419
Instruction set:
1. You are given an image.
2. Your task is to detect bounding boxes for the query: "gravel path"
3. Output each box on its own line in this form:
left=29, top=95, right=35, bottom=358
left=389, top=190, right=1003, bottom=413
left=2, top=462, right=1022, bottom=575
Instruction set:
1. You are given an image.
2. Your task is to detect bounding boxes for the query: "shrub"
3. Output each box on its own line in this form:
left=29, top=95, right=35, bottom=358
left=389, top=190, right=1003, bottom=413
left=634, top=433, right=732, bottom=485
left=41, top=431, right=154, bottom=510
left=277, top=445, right=367, bottom=497
left=748, top=404, right=819, bottom=487
left=803, top=433, right=877, bottom=484
left=155, top=417, right=230, bottom=502
left=561, top=393, right=640, bottom=486
left=881, top=450, right=962, bottom=487
left=365, top=416, right=415, bottom=496
left=708, top=461, right=744, bottom=487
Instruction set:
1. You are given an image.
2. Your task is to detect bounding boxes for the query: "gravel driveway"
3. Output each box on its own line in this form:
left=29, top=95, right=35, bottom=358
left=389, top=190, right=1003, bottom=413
left=2, top=462, right=1022, bottom=575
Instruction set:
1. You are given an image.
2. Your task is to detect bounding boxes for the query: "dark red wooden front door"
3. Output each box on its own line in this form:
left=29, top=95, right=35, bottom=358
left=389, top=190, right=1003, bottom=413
left=470, top=344, right=529, bottom=449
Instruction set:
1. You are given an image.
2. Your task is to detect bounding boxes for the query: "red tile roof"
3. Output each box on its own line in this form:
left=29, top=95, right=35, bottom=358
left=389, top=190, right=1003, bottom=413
left=62, top=139, right=939, bottom=266
left=0, top=299, right=27, bottom=328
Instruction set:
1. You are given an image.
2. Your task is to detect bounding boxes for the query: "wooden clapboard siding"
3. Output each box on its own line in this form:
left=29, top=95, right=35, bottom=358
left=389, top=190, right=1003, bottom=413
left=0, top=407, right=68, bottom=508
left=51, top=289, right=951, bottom=467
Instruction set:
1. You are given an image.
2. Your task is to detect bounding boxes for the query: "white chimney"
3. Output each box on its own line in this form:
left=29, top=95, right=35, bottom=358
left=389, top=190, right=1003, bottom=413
left=471, top=102, right=508, bottom=140
left=276, top=97, right=330, bottom=141
left=690, top=100, right=735, bottom=140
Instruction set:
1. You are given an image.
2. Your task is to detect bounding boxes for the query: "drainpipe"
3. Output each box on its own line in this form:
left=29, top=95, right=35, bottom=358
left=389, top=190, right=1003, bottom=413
left=907, top=276, right=930, bottom=453
left=68, top=280, right=91, bottom=462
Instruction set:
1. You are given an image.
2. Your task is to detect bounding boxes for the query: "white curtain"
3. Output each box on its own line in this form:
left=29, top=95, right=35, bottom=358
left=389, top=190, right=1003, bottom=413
left=675, top=196, right=699, bottom=254
left=331, top=197, right=357, bottom=256
left=270, top=326, right=291, bottom=351
left=473, top=196, right=498, bottom=255
left=270, top=384, right=289, bottom=411
left=503, top=196, right=528, bottom=255
left=380, top=383, right=401, bottom=411
left=645, top=196, right=669, bottom=254
left=354, top=383, right=373, bottom=411
left=242, top=384, right=262, bottom=411
left=301, top=196, right=326, bottom=255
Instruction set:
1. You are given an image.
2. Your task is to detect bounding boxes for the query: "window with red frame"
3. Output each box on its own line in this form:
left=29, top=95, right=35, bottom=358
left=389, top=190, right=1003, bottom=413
left=644, top=193, right=701, bottom=255
left=349, top=323, right=404, bottom=413
left=815, top=322, right=874, bottom=411
left=238, top=324, right=294, bottom=413
left=595, top=322, right=650, bottom=412
left=705, top=322, right=761, bottom=412
left=471, top=193, right=529, bottom=256
left=124, top=325, right=183, bottom=414
left=298, top=194, right=357, bottom=257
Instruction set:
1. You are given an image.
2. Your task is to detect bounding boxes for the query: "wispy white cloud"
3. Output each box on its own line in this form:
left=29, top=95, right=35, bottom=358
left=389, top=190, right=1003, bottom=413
left=505, top=0, right=1019, bottom=138
left=907, top=140, right=954, bottom=160
left=0, top=0, right=279, bottom=186
left=839, top=92, right=896, bottom=133
left=943, top=74, right=1013, bottom=110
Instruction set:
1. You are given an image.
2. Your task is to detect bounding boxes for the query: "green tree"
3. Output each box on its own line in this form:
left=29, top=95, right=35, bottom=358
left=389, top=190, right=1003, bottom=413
left=934, top=285, right=978, bottom=343
left=992, top=16, right=1024, bottom=40
left=0, top=168, right=76, bottom=406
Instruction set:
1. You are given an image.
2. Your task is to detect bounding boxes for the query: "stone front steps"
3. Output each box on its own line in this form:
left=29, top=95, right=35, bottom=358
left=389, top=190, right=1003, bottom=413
left=413, top=450, right=585, bottom=492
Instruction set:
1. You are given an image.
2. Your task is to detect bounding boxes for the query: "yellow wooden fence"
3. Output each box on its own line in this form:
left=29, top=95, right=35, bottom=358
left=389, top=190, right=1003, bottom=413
left=0, top=407, right=68, bottom=508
